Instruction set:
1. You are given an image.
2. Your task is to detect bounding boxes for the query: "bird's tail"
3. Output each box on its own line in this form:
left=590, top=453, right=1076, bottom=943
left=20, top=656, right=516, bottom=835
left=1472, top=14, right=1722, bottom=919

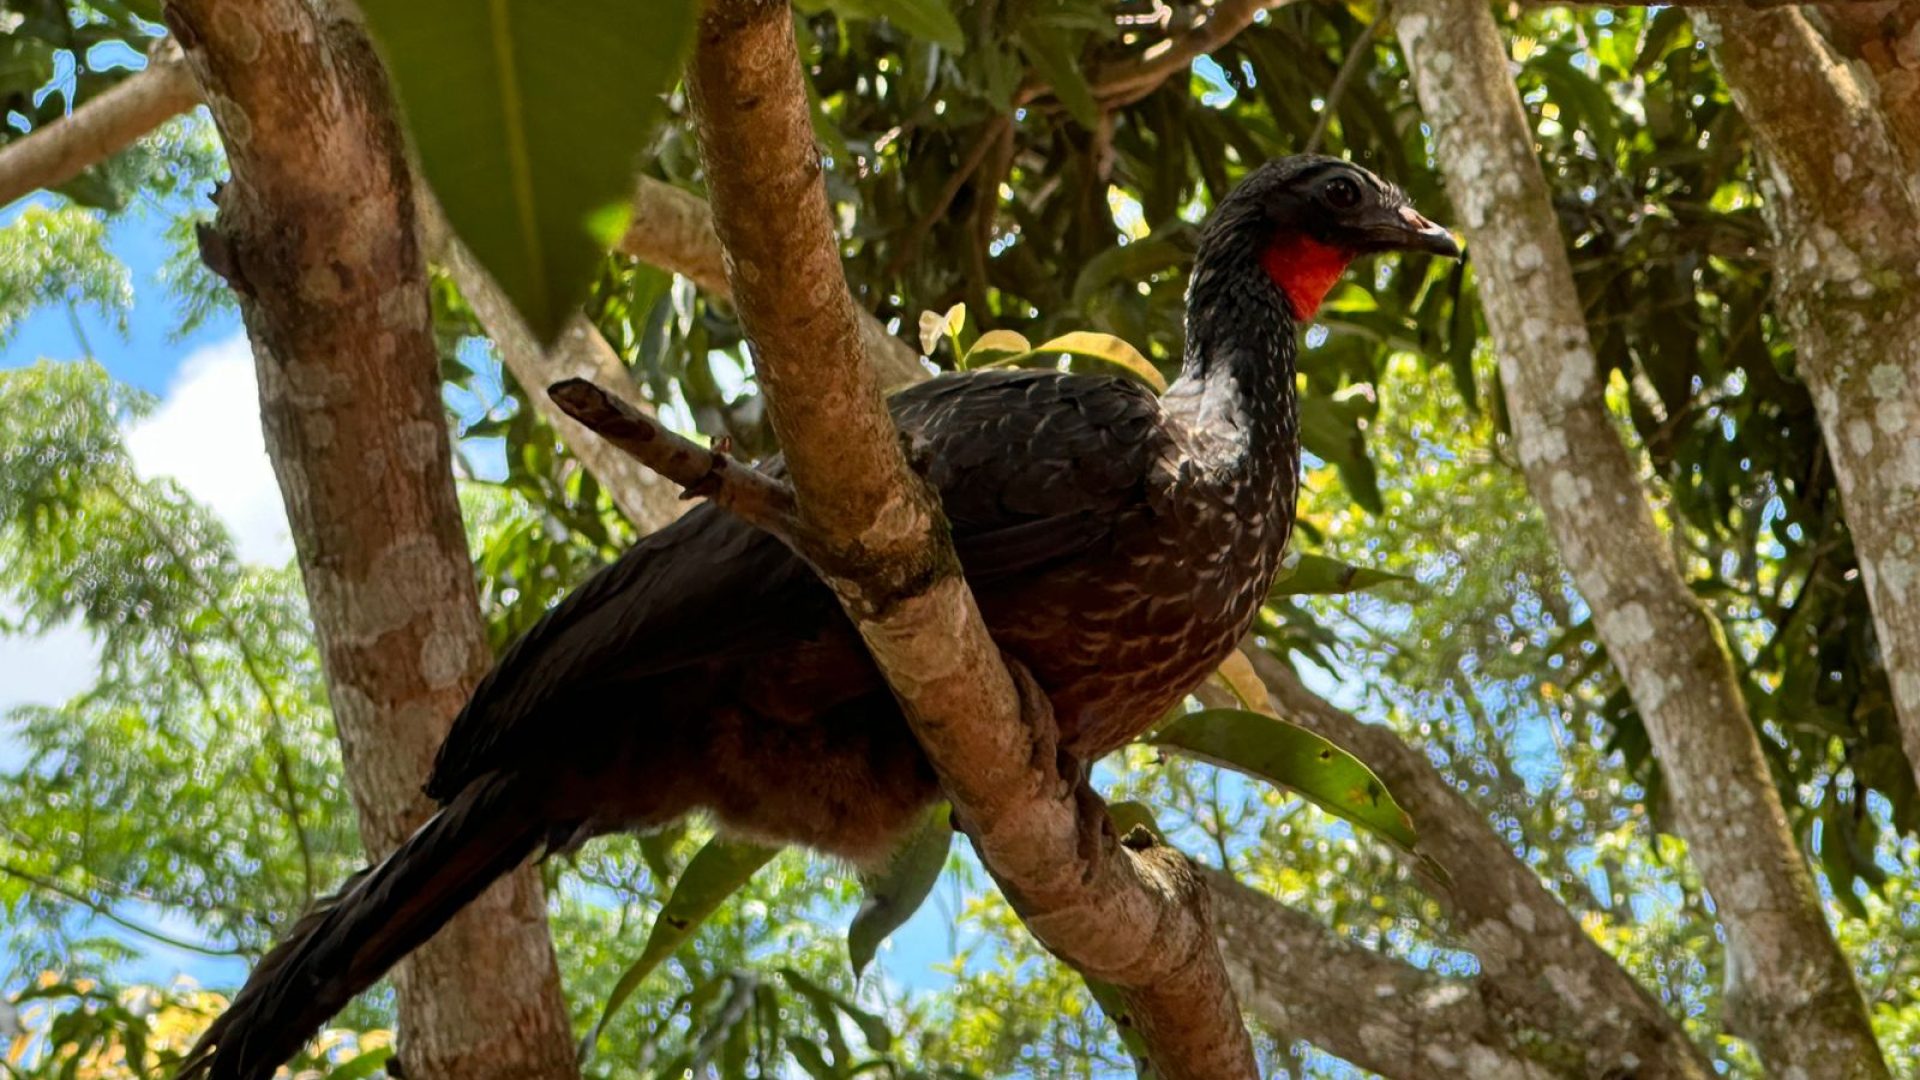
left=178, top=773, right=548, bottom=1080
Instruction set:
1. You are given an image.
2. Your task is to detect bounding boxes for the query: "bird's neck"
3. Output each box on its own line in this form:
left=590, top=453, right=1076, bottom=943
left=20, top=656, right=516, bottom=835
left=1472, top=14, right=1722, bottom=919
left=1164, top=229, right=1304, bottom=491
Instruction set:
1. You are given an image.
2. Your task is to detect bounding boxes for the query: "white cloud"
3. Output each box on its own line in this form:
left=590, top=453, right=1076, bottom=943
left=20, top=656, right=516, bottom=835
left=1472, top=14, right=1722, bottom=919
left=0, top=614, right=98, bottom=768
left=124, top=333, right=294, bottom=566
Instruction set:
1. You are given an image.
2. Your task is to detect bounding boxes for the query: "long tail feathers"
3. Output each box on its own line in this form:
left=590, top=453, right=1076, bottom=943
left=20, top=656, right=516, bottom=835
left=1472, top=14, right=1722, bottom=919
left=178, top=774, right=546, bottom=1080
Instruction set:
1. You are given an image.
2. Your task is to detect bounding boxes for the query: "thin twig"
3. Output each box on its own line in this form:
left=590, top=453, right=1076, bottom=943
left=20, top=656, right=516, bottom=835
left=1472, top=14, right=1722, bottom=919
left=0, top=862, right=247, bottom=958
left=1305, top=4, right=1390, bottom=155
left=545, top=379, right=804, bottom=546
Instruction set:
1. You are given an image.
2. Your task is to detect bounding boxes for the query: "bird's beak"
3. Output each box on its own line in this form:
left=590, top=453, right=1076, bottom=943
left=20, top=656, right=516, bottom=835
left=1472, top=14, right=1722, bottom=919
left=1361, top=205, right=1462, bottom=259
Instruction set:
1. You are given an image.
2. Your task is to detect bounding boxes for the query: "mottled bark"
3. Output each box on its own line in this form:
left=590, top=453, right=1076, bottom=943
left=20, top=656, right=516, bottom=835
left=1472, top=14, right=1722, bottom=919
left=1818, top=2, right=1920, bottom=190
left=0, top=41, right=196, bottom=208
left=1696, top=2, right=1920, bottom=821
left=1234, top=649, right=1714, bottom=1079
left=683, top=1, right=1255, bottom=1075
left=1394, top=1, right=1888, bottom=1074
left=1204, top=868, right=1558, bottom=1080
left=159, top=2, right=577, bottom=1078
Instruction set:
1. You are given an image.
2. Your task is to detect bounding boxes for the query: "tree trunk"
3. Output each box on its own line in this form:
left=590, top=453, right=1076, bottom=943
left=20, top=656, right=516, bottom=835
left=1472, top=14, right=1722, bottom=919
left=1394, top=1, right=1889, bottom=1074
left=1696, top=1, right=1920, bottom=814
left=1818, top=2, right=1920, bottom=199
left=160, top=2, right=578, bottom=1077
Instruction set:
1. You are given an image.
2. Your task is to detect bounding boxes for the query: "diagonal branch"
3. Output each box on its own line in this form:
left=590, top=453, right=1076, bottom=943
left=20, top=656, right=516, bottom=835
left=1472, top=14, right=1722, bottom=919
left=0, top=42, right=197, bottom=208
left=1202, top=867, right=1557, bottom=1080
left=1092, top=0, right=1299, bottom=108
left=1228, top=646, right=1715, bottom=1078
left=656, top=2, right=1257, bottom=1075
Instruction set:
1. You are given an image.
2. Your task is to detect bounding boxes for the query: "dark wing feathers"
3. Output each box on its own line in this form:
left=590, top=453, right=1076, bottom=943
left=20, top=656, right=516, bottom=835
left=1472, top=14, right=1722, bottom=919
left=427, top=368, right=1170, bottom=801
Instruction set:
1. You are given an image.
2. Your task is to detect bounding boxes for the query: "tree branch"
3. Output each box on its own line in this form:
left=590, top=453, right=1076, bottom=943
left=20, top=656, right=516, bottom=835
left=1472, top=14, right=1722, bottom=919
left=418, top=194, right=687, bottom=534
left=670, top=2, right=1254, bottom=1075
left=161, top=1, right=578, bottom=1075
left=0, top=862, right=247, bottom=959
left=1232, top=647, right=1714, bottom=1078
left=1092, top=0, right=1299, bottom=108
left=1202, top=867, right=1557, bottom=1080
left=545, top=379, right=801, bottom=544
left=1395, top=0, right=1889, bottom=1072
left=0, top=42, right=197, bottom=209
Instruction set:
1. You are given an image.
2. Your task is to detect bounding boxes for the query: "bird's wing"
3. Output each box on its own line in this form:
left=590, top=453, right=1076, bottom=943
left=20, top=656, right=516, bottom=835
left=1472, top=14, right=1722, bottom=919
left=426, top=368, right=1171, bottom=801
left=890, top=368, right=1172, bottom=583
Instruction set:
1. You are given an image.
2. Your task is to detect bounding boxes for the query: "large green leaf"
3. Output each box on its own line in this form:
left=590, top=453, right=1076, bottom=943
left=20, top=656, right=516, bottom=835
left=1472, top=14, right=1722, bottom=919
left=579, top=836, right=780, bottom=1061
left=847, top=801, right=953, bottom=977
left=1150, top=708, right=1419, bottom=855
left=1268, top=552, right=1414, bottom=597
left=358, top=0, right=698, bottom=342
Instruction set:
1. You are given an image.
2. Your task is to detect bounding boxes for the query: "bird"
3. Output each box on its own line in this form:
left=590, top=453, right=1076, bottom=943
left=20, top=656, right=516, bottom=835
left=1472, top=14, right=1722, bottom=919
left=179, top=154, right=1458, bottom=1079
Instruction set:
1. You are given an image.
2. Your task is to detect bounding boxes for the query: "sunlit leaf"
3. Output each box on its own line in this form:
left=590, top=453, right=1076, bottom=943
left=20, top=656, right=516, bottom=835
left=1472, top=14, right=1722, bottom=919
left=580, top=837, right=779, bottom=1061
left=1268, top=552, right=1413, bottom=597
left=847, top=801, right=952, bottom=977
left=1150, top=708, right=1419, bottom=855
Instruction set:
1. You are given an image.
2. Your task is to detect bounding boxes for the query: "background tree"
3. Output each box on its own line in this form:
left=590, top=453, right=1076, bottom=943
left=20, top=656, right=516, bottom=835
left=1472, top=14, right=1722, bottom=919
left=5, top=0, right=1920, bottom=1076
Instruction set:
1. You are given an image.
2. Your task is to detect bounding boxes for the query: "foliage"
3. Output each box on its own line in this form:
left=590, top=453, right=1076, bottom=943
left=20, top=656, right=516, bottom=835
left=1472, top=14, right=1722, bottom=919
left=7, top=0, right=1920, bottom=1076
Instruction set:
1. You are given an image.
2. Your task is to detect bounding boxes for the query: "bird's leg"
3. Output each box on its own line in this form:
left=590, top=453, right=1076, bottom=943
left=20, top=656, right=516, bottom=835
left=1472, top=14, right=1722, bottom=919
left=1001, top=654, right=1113, bottom=876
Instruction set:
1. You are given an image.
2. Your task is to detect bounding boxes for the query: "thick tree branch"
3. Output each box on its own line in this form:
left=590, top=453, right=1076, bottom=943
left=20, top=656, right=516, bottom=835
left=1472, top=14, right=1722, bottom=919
left=1693, top=6, right=1920, bottom=821
left=1203, top=868, right=1558, bottom=1080
left=159, top=2, right=577, bottom=1076
left=1225, top=647, right=1715, bottom=1078
left=677, top=1, right=1254, bottom=1075
left=1395, top=1, right=1889, bottom=1073
left=0, top=43, right=197, bottom=208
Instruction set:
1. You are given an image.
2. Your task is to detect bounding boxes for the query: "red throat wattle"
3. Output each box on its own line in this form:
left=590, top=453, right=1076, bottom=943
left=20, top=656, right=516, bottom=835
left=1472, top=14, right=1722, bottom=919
left=1260, top=234, right=1353, bottom=321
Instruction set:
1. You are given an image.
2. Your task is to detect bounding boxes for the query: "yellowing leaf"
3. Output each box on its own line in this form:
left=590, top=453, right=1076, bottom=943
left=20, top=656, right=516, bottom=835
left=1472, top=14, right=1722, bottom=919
left=1213, top=648, right=1276, bottom=717
left=963, top=329, right=1032, bottom=368
left=1024, top=331, right=1166, bottom=392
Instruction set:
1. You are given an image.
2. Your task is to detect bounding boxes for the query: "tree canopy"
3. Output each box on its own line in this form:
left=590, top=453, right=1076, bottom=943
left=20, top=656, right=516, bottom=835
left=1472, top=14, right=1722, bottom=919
left=4, top=0, right=1919, bottom=1076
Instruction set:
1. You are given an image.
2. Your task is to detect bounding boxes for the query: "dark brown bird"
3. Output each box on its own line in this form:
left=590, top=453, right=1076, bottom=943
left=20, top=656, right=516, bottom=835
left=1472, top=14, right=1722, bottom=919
left=180, top=155, right=1457, bottom=1079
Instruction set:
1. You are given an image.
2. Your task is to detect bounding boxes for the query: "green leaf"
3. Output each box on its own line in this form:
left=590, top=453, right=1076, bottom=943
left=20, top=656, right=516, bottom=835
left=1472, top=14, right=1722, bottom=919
left=1082, top=979, right=1160, bottom=1077
left=779, top=968, right=895, bottom=1052
left=579, top=836, right=780, bottom=1062
left=1017, top=24, right=1098, bottom=129
left=1104, top=800, right=1166, bottom=845
left=1268, top=552, right=1413, bottom=597
left=324, top=1047, right=396, bottom=1080
left=358, top=0, right=699, bottom=342
left=1297, top=395, right=1383, bottom=513
left=847, top=802, right=953, bottom=977
left=1150, top=708, right=1421, bottom=856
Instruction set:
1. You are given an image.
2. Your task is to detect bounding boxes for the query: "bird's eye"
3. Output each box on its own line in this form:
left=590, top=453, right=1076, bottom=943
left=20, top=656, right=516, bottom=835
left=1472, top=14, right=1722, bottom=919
left=1324, top=177, right=1362, bottom=209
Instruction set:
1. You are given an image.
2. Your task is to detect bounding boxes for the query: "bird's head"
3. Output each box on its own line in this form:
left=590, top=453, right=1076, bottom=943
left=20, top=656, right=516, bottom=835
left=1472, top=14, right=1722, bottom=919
left=1200, top=155, right=1461, bottom=321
